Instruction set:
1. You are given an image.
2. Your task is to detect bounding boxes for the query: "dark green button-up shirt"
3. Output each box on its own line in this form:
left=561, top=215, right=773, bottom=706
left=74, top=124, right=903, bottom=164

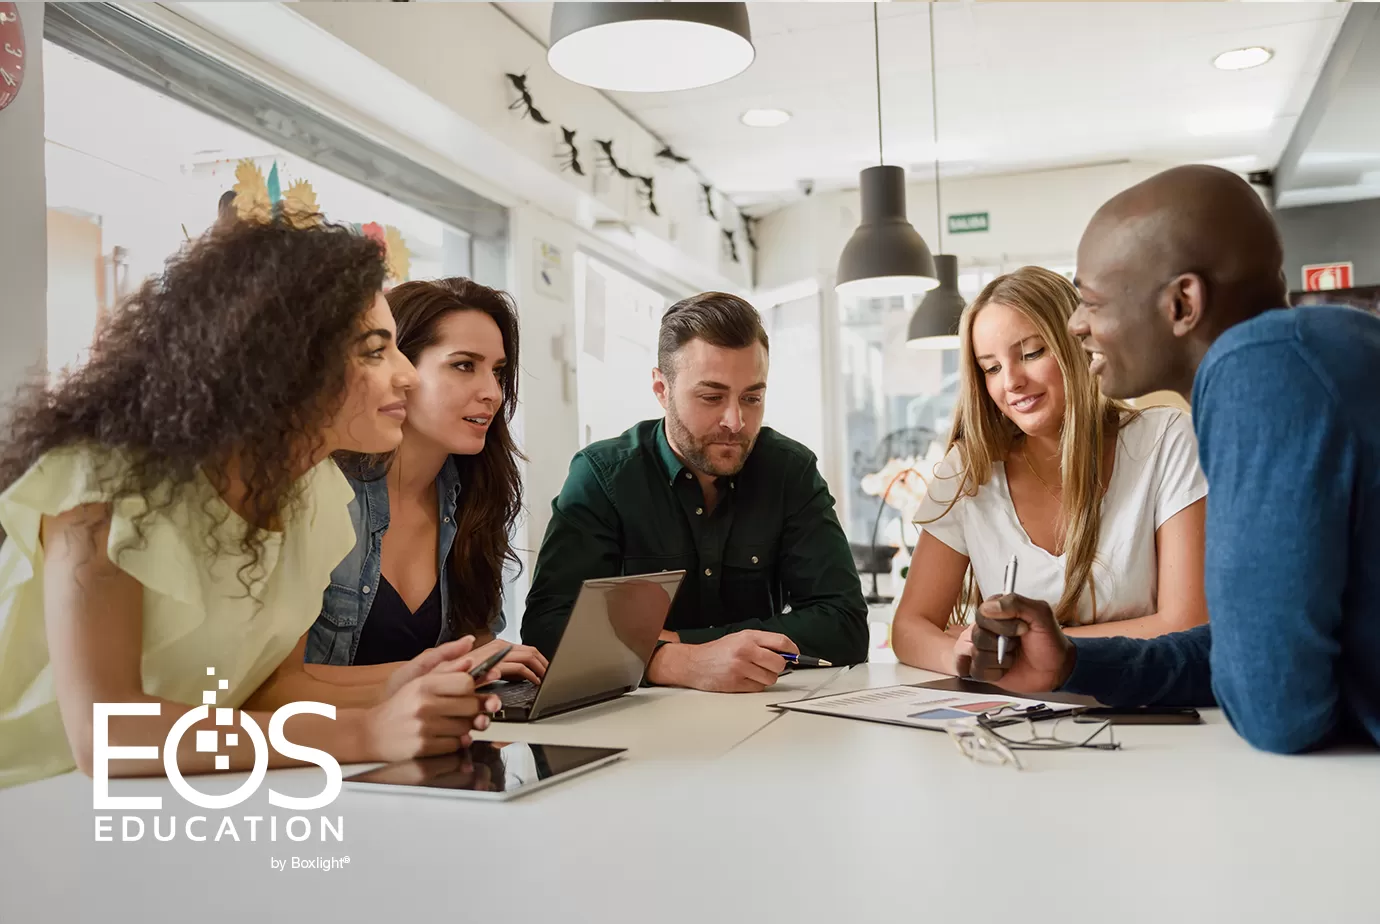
left=522, top=419, right=869, bottom=664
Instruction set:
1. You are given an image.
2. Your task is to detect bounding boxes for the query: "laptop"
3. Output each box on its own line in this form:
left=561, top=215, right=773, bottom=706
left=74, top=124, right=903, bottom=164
left=491, top=571, right=686, bottom=722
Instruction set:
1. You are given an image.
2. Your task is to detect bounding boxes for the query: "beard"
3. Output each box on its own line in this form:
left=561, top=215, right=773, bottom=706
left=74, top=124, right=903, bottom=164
left=665, top=398, right=756, bottom=478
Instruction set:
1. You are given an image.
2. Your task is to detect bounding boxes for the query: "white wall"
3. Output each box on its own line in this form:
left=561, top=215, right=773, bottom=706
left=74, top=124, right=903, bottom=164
left=0, top=4, right=46, bottom=415
left=762, top=292, right=826, bottom=463
left=574, top=254, right=666, bottom=449
left=505, top=204, right=581, bottom=599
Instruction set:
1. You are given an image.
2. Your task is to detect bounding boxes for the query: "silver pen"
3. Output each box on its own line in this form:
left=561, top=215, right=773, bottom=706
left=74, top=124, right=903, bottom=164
left=997, top=556, right=1018, bottom=665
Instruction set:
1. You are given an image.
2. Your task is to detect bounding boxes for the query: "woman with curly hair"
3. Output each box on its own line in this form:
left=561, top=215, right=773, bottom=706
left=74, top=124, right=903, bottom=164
left=0, top=219, right=501, bottom=790
left=301, top=278, right=547, bottom=682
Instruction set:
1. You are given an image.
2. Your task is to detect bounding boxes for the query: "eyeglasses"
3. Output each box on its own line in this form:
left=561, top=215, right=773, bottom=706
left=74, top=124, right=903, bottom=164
left=944, top=706, right=1121, bottom=770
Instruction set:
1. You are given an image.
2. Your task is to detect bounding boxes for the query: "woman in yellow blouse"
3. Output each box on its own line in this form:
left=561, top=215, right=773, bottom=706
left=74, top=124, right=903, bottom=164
left=0, top=217, right=500, bottom=790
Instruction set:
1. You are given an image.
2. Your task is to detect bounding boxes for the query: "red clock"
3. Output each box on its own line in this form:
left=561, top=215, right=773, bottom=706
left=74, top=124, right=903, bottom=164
left=0, top=3, right=26, bottom=113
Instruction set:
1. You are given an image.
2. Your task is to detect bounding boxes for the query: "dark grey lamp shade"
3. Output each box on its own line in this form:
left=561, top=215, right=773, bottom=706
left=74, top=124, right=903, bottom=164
left=836, top=166, right=939, bottom=298
left=906, top=254, right=965, bottom=350
left=548, top=3, right=754, bottom=92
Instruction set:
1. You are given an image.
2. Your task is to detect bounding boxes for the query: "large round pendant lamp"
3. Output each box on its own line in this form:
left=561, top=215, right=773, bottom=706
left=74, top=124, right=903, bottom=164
left=836, top=3, right=937, bottom=299
left=548, top=3, right=755, bottom=93
left=907, top=0, right=965, bottom=349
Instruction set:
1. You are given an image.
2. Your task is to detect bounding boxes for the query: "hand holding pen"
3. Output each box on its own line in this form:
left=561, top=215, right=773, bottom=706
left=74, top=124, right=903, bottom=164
left=775, top=652, right=834, bottom=669
left=967, top=586, right=1077, bottom=694
left=998, top=556, right=1018, bottom=666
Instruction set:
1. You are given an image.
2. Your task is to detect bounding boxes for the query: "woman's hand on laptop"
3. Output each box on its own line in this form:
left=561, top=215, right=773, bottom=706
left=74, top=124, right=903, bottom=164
left=470, top=638, right=549, bottom=685
left=646, top=630, right=798, bottom=693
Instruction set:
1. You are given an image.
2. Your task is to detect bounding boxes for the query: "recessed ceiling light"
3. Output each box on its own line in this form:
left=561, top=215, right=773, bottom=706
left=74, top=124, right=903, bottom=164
left=740, top=108, right=791, bottom=128
left=1213, top=47, right=1273, bottom=71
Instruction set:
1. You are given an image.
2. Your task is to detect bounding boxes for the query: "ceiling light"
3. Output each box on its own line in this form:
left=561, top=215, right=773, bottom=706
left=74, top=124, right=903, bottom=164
left=908, top=256, right=964, bottom=349
left=906, top=0, right=961, bottom=346
left=836, top=3, right=937, bottom=298
left=1186, top=108, right=1274, bottom=136
left=548, top=3, right=755, bottom=93
left=740, top=108, right=791, bottom=128
left=1213, top=47, right=1273, bottom=71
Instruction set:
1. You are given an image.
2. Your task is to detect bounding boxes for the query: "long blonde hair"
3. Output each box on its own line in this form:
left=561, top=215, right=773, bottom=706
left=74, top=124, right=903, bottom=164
left=923, top=266, right=1135, bottom=626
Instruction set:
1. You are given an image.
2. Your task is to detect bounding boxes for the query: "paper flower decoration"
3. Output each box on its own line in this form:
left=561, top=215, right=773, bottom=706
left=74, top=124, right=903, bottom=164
left=383, top=225, right=411, bottom=283
left=280, top=180, right=321, bottom=229
left=232, top=159, right=271, bottom=223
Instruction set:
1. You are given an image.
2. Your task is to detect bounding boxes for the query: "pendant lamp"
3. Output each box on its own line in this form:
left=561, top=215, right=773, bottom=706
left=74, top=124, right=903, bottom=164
left=836, top=3, right=938, bottom=299
left=907, top=1, right=965, bottom=349
left=548, top=3, right=755, bottom=93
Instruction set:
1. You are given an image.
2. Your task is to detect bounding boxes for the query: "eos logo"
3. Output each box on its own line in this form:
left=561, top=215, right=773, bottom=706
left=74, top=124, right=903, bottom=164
left=94, top=667, right=341, bottom=815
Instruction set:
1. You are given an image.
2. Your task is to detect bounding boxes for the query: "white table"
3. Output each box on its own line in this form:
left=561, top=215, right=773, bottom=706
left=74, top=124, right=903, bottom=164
left=2, top=663, right=1376, bottom=924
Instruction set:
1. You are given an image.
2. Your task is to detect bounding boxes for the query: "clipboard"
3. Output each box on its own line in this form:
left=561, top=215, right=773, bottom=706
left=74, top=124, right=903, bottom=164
left=768, top=677, right=1094, bottom=733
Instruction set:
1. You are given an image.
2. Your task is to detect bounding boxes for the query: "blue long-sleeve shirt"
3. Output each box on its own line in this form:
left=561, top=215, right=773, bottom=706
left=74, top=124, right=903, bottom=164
left=1062, top=306, right=1380, bottom=753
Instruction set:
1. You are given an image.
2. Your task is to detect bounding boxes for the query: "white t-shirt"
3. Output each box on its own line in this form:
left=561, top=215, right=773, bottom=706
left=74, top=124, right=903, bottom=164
left=912, top=407, right=1207, bottom=625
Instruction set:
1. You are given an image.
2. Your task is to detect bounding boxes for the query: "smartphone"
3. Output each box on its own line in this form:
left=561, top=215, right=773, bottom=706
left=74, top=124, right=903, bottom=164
left=1072, top=706, right=1202, bottom=725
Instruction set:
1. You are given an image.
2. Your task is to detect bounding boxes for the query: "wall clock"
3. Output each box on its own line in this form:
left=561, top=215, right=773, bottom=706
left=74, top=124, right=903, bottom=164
left=0, top=3, right=26, bottom=113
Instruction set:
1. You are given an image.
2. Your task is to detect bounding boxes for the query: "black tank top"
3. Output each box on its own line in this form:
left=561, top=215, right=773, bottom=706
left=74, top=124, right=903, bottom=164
left=353, top=575, right=442, bottom=666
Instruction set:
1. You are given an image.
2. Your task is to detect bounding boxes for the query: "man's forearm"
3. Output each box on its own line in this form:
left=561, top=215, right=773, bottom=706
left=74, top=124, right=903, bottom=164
left=1061, top=624, right=1216, bottom=707
left=674, top=604, right=869, bottom=664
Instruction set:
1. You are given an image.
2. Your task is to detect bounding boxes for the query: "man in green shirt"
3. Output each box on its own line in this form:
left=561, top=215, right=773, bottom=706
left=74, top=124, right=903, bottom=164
left=522, top=292, right=869, bottom=692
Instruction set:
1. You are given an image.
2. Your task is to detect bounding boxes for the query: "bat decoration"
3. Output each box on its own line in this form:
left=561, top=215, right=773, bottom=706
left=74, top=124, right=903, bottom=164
left=656, top=145, right=690, bottom=166
left=595, top=140, right=636, bottom=179
left=722, top=228, right=740, bottom=264
left=559, top=127, right=584, bottom=176
left=636, top=175, right=660, bottom=216
left=505, top=73, right=550, bottom=124
left=741, top=213, right=759, bottom=251
left=701, top=183, right=717, bottom=220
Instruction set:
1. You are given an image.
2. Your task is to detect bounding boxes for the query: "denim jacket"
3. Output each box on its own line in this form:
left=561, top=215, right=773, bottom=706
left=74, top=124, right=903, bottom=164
left=306, top=457, right=503, bottom=665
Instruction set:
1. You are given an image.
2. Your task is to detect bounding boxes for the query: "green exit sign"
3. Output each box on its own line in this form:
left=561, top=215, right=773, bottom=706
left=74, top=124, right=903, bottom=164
left=948, top=212, right=990, bottom=234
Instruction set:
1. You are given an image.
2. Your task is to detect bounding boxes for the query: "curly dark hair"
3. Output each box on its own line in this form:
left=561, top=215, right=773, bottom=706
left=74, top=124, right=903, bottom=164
left=0, top=217, right=388, bottom=579
left=340, top=277, right=525, bottom=638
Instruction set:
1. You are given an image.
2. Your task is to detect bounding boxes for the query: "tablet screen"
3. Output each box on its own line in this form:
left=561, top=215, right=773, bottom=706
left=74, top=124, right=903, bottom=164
left=343, top=741, right=625, bottom=800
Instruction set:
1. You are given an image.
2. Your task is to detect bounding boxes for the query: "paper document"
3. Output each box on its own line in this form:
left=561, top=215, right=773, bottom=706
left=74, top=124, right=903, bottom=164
left=770, top=684, right=1073, bottom=731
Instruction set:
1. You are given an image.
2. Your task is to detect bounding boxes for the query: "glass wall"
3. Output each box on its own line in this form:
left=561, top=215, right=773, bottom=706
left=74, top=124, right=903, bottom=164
left=43, top=41, right=471, bottom=377
left=837, top=294, right=960, bottom=561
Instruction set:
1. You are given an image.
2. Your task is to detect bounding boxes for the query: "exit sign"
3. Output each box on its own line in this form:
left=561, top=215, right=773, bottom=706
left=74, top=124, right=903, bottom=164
left=948, top=212, right=989, bottom=234
left=1302, top=262, right=1353, bottom=291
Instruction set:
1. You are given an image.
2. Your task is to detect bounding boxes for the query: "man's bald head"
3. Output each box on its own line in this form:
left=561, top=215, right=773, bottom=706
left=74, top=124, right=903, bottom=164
left=1069, top=165, right=1289, bottom=399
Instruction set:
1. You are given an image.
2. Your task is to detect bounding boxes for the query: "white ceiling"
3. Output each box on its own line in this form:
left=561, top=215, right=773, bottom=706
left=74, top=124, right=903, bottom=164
left=496, top=1, right=1349, bottom=213
left=1276, top=3, right=1380, bottom=206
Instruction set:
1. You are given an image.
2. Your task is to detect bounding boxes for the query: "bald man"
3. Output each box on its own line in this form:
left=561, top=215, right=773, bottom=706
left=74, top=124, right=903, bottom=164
left=963, top=165, right=1380, bottom=753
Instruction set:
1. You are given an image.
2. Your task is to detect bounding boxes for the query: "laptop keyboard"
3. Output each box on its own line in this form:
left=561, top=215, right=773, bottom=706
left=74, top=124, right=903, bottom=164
left=496, top=682, right=539, bottom=708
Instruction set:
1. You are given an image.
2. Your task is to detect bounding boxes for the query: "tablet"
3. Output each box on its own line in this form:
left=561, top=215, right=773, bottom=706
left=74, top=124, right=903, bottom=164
left=342, top=741, right=626, bottom=802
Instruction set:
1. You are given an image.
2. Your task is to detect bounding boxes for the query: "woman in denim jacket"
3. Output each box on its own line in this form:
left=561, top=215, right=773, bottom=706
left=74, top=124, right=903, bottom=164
left=305, top=278, right=547, bottom=684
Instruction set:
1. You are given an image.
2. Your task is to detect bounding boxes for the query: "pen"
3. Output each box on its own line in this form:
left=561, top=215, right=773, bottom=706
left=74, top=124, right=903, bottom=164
left=998, top=555, right=1018, bottom=666
left=776, top=652, right=833, bottom=668
left=468, top=644, right=513, bottom=680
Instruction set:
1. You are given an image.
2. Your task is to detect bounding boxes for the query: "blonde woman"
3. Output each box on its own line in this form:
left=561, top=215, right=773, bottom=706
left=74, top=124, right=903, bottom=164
left=890, top=266, right=1208, bottom=675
